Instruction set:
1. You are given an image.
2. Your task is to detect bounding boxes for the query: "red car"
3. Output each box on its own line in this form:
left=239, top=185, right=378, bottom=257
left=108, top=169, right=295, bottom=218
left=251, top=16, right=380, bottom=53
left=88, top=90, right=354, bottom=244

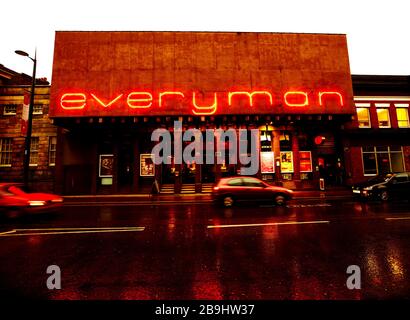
left=0, top=183, right=63, bottom=218
left=212, top=176, right=293, bottom=207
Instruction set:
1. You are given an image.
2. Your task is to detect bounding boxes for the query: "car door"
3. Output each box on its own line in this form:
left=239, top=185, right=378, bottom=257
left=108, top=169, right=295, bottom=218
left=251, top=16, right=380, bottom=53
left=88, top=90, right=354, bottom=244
left=389, top=173, right=408, bottom=199
left=242, top=177, right=270, bottom=202
left=225, top=178, right=246, bottom=201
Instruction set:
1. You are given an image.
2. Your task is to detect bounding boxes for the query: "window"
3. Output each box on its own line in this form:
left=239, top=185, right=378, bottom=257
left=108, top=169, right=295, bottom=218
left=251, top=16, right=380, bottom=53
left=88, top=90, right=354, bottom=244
left=355, top=103, right=371, bottom=128
left=49, top=136, right=57, bottom=166
left=376, top=104, right=391, bottom=128
left=227, top=178, right=243, bottom=186
left=33, top=104, right=43, bottom=115
left=30, top=137, right=40, bottom=166
left=3, top=104, right=17, bottom=115
left=243, top=177, right=264, bottom=187
left=392, top=173, right=408, bottom=183
left=395, top=105, right=409, bottom=128
left=0, top=138, right=13, bottom=166
left=362, top=146, right=405, bottom=176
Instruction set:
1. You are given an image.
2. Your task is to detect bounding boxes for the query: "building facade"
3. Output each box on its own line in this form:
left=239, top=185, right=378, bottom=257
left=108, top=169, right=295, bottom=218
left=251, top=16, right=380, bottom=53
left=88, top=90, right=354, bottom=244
left=49, top=31, right=355, bottom=194
left=1, top=32, right=409, bottom=195
left=345, top=75, right=410, bottom=185
left=0, top=64, right=57, bottom=192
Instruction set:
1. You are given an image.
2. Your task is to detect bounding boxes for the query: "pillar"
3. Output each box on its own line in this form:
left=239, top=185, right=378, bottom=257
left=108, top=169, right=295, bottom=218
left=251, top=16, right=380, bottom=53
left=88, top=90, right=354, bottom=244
left=292, top=131, right=300, bottom=181
left=273, top=129, right=281, bottom=181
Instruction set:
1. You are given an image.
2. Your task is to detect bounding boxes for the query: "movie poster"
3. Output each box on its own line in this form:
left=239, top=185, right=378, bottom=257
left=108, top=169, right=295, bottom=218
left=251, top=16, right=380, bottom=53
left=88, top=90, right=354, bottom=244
left=140, top=154, right=155, bottom=177
left=261, top=152, right=275, bottom=173
left=99, top=154, right=114, bottom=177
left=299, top=151, right=313, bottom=172
left=280, top=151, right=294, bottom=173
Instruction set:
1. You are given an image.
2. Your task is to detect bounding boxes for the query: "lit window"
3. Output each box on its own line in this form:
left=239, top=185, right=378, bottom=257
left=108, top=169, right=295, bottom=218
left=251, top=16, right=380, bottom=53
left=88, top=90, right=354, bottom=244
left=33, top=104, right=43, bottom=115
left=376, top=108, right=391, bottom=128
left=0, top=138, right=13, bottom=166
left=395, top=106, right=409, bottom=128
left=361, top=146, right=405, bottom=175
left=356, top=107, right=371, bottom=128
left=30, top=137, right=40, bottom=166
left=49, top=136, right=57, bottom=166
left=3, top=104, right=17, bottom=115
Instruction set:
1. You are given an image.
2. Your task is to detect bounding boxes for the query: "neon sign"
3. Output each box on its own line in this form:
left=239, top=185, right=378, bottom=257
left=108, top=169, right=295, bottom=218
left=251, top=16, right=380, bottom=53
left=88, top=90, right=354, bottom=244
left=59, top=89, right=345, bottom=115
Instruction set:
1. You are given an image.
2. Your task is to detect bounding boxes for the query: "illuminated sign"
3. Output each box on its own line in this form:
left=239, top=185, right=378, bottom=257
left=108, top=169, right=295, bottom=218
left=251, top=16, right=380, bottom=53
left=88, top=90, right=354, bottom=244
left=261, top=152, right=275, bottom=174
left=299, top=151, right=313, bottom=173
left=58, top=89, right=345, bottom=116
left=50, top=31, right=355, bottom=117
left=280, top=151, right=294, bottom=173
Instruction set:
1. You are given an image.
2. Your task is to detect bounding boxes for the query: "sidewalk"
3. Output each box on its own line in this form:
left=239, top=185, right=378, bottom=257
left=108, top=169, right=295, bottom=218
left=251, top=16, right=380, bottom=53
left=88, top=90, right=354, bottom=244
left=63, top=187, right=354, bottom=206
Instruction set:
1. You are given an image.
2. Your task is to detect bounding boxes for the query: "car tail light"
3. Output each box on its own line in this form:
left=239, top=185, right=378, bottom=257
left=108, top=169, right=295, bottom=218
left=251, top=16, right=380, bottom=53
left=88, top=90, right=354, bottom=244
left=28, top=200, right=46, bottom=206
left=51, top=199, right=63, bottom=203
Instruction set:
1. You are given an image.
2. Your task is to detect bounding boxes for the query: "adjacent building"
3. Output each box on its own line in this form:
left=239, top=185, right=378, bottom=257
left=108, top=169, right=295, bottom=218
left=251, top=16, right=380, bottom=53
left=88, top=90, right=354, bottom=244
left=0, top=63, right=56, bottom=192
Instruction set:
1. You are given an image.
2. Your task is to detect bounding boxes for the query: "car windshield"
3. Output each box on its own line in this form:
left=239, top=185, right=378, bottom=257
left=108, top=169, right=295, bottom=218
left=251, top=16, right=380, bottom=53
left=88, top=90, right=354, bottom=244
left=7, top=185, right=26, bottom=195
left=368, top=174, right=393, bottom=184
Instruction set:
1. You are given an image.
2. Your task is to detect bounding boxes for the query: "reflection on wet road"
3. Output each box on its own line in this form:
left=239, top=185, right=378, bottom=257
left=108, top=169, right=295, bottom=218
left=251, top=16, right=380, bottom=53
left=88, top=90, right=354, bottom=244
left=0, top=199, right=409, bottom=299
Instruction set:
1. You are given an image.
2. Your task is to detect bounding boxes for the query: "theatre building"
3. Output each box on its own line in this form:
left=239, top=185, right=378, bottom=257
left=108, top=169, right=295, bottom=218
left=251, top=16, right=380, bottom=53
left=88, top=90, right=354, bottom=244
left=47, top=31, right=400, bottom=195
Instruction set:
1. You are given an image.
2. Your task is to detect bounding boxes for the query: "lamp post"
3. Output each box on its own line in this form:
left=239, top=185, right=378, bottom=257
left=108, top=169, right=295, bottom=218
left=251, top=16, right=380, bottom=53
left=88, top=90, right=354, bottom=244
left=15, top=49, right=37, bottom=189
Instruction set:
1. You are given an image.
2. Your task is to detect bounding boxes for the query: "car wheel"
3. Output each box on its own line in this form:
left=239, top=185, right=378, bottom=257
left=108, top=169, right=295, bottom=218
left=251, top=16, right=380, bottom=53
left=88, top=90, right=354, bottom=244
left=380, top=190, right=389, bottom=201
left=274, top=194, right=286, bottom=206
left=223, top=196, right=234, bottom=207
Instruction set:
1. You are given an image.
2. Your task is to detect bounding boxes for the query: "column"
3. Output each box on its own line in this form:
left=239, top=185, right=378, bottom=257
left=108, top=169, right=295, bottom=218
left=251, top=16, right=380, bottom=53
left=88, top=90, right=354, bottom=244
left=54, top=127, right=65, bottom=194
left=132, top=137, right=139, bottom=193
left=112, top=143, right=118, bottom=194
left=91, top=143, right=97, bottom=195
left=273, top=129, right=281, bottom=182
left=292, top=131, right=300, bottom=181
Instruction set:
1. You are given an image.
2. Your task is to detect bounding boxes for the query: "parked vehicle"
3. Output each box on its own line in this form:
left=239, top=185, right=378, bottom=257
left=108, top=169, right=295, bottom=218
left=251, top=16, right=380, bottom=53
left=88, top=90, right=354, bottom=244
left=212, top=176, right=293, bottom=207
left=0, top=183, right=63, bottom=218
left=352, top=172, right=410, bottom=201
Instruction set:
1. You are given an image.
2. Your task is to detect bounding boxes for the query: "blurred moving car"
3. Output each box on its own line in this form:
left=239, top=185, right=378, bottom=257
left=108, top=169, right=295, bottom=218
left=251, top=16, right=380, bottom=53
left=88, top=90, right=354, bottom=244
left=212, top=176, right=293, bottom=207
left=352, top=172, right=410, bottom=201
left=0, top=183, right=63, bottom=218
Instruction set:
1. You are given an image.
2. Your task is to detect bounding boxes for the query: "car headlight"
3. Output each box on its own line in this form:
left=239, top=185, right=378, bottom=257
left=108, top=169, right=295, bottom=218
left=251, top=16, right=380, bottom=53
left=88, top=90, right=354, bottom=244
left=363, top=186, right=373, bottom=191
left=28, top=200, right=46, bottom=206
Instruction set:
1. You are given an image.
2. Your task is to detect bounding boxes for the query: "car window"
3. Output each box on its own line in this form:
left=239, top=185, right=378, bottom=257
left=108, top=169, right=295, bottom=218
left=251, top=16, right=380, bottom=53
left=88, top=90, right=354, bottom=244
left=7, top=186, right=26, bottom=195
left=392, top=173, right=408, bottom=183
left=227, top=178, right=243, bottom=186
left=243, top=178, right=265, bottom=187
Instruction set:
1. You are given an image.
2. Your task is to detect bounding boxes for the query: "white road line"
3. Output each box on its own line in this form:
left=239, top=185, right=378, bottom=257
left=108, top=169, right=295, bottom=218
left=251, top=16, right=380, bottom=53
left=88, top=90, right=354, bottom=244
left=0, top=227, right=145, bottom=237
left=0, top=229, right=17, bottom=236
left=385, top=217, right=410, bottom=221
left=207, top=220, right=330, bottom=229
left=16, top=227, right=144, bottom=231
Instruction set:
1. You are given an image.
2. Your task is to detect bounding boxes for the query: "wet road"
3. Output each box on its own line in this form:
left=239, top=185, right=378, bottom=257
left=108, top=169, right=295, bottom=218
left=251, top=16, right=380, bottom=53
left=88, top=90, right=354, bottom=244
left=1, top=199, right=410, bottom=300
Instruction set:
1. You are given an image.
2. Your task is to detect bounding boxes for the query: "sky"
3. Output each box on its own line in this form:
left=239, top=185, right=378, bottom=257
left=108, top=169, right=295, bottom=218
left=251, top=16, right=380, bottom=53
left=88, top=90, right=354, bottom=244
left=1, top=0, right=410, bottom=82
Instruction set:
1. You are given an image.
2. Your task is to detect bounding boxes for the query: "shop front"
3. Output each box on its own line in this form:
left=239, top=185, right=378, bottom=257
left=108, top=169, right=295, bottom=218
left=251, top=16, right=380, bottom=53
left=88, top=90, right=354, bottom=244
left=49, top=31, right=355, bottom=194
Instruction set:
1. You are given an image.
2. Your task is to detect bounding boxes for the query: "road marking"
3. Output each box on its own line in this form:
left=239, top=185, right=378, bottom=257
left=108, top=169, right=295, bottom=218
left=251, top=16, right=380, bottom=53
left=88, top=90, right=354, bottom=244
left=0, top=230, right=17, bottom=236
left=16, top=227, right=144, bottom=231
left=0, top=227, right=145, bottom=237
left=207, top=220, right=330, bottom=229
left=385, top=217, right=410, bottom=221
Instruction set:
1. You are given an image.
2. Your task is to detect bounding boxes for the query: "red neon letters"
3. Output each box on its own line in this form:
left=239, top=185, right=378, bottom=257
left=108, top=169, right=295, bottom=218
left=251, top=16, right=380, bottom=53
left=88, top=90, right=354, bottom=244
left=59, top=90, right=344, bottom=114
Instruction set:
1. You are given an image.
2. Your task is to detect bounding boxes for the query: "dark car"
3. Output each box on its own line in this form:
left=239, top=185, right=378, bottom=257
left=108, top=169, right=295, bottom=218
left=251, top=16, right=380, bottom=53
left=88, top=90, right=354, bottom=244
left=0, top=183, right=63, bottom=218
left=352, top=172, right=410, bottom=201
left=212, top=176, right=293, bottom=207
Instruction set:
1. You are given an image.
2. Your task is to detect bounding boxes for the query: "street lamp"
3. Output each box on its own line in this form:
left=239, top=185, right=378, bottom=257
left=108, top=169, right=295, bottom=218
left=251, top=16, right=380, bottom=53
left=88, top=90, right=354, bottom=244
left=15, top=49, right=37, bottom=189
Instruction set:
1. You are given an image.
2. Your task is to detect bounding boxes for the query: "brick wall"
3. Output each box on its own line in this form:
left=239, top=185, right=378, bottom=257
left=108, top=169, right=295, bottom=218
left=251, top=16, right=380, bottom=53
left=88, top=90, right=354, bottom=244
left=0, top=85, right=57, bottom=192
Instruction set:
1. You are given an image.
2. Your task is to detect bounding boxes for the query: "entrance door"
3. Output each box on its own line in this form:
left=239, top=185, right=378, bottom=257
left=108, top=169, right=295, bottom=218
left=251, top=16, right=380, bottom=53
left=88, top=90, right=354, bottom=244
left=202, top=164, right=216, bottom=183
left=118, top=142, right=134, bottom=193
